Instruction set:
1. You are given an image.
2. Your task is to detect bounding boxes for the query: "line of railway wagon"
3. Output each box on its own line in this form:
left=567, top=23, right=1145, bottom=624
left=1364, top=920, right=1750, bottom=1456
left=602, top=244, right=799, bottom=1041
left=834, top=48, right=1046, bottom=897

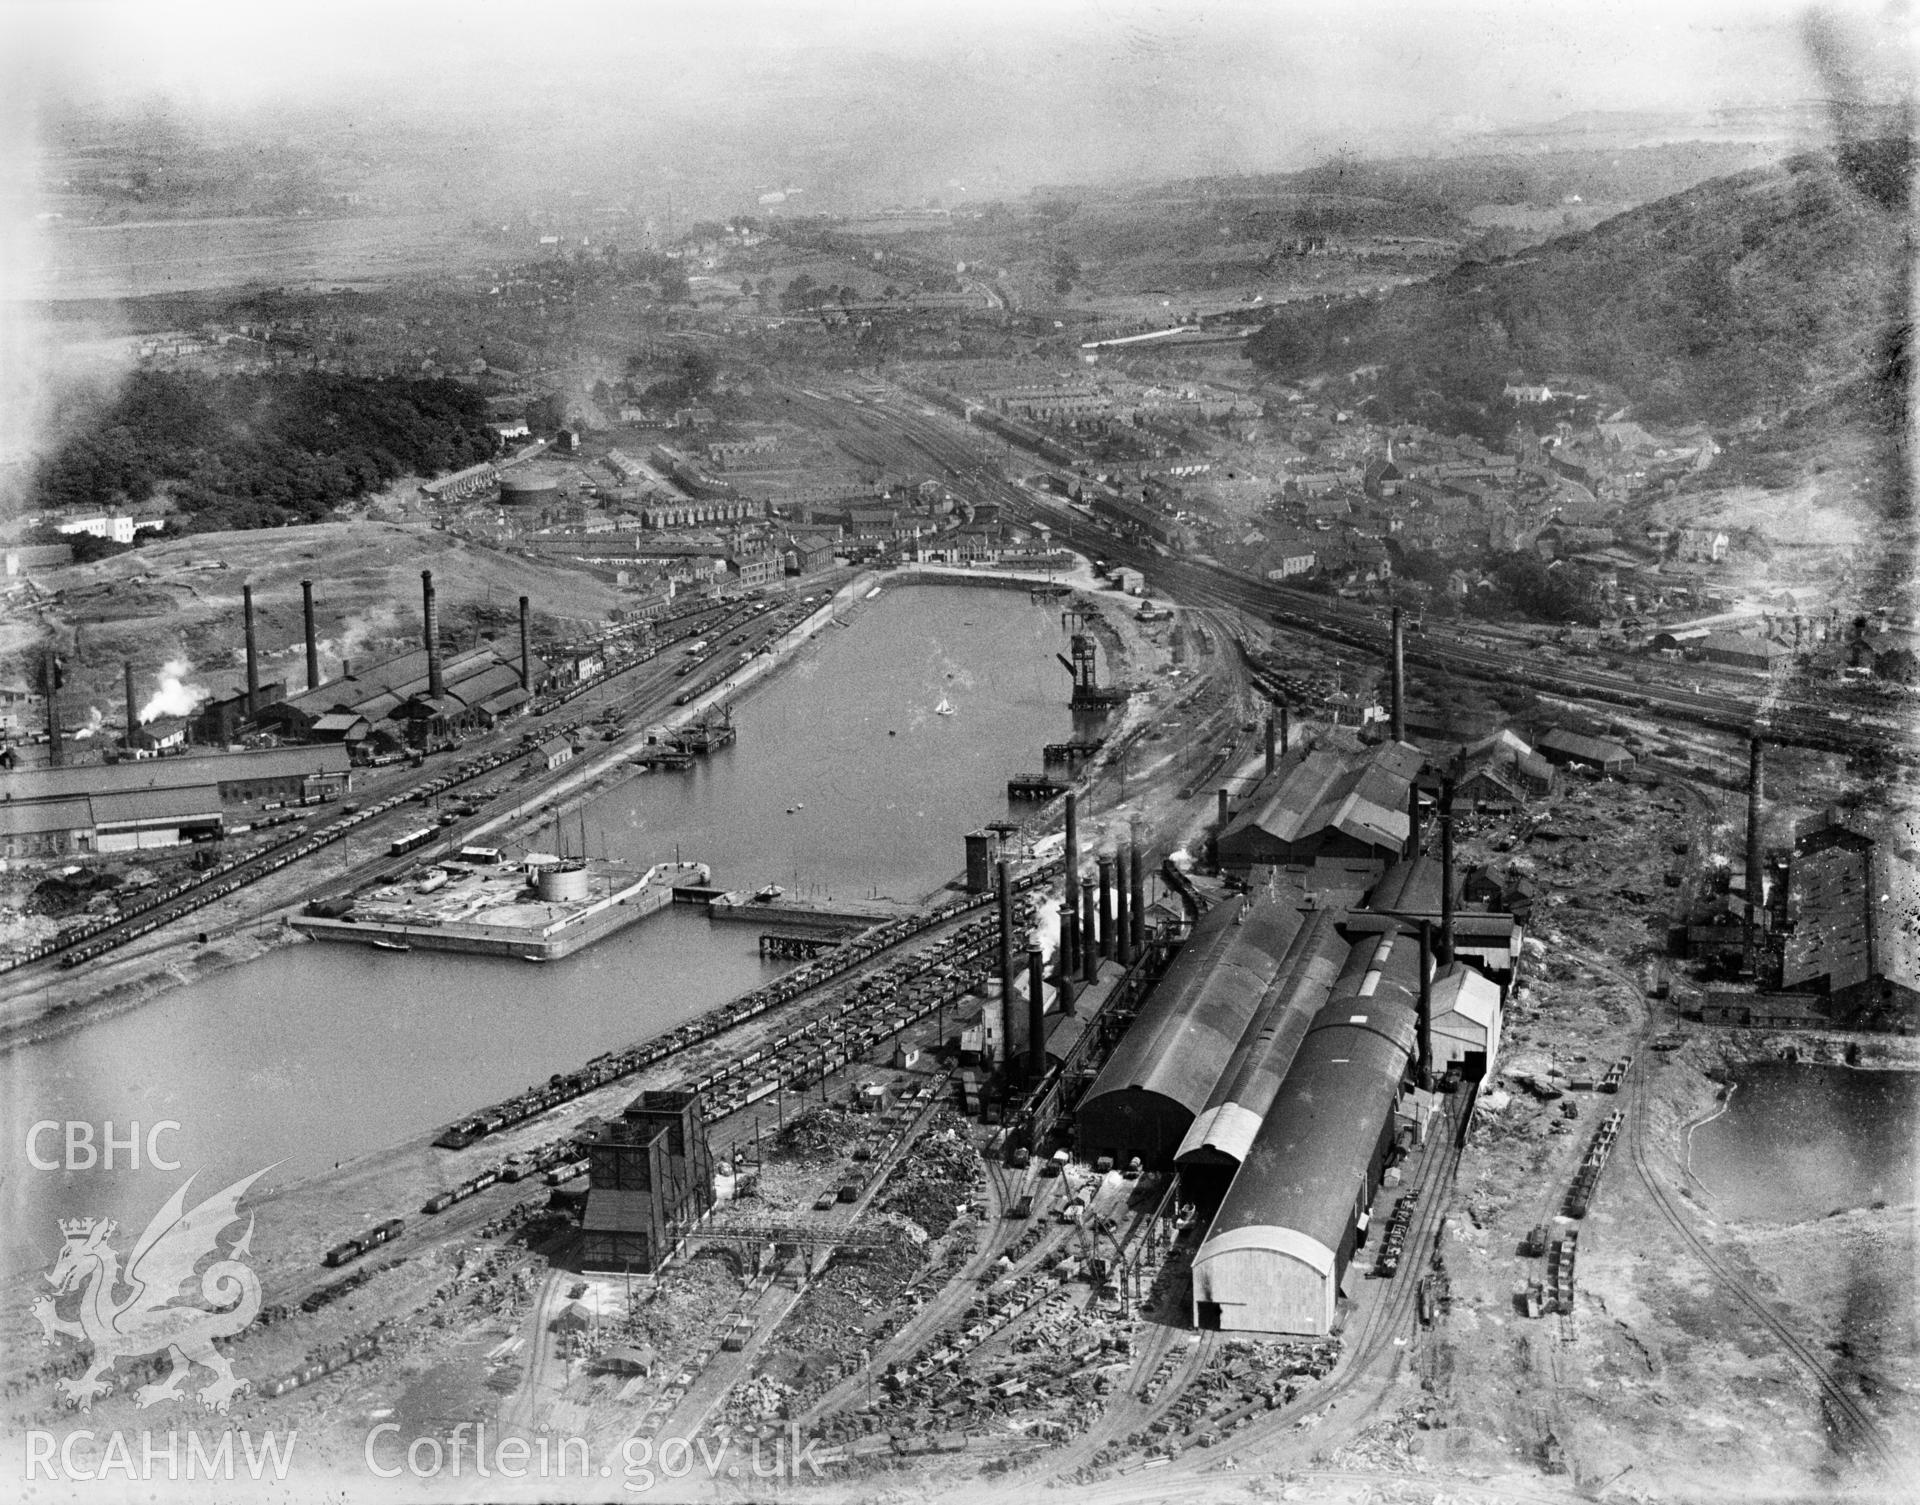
left=31, top=605, right=769, bottom=976
left=375, top=898, right=1037, bottom=1251
left=255, top=1334, right=381, bottom=1399
left=429, top=861, right=1057, bottom=1151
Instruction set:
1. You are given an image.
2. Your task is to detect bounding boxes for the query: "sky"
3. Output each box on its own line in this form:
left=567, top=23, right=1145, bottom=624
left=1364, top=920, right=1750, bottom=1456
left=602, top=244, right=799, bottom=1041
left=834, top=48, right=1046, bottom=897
left=4, top=0, right=1910, bottom=209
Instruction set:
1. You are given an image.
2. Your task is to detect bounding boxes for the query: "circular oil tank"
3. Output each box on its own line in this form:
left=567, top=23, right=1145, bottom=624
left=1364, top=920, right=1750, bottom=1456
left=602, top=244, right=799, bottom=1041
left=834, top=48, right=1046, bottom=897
left=536, top=863, right=592, bottom=903
left=499, top=474, right=561, bottom=505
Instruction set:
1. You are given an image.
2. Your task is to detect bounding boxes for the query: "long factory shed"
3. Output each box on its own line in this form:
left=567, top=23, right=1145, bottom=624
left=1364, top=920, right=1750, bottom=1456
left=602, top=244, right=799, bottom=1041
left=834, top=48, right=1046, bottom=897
left=1174, top=908, right=1352, bottom=1200
left=1076, top=887, right=1304, bottom=1169
left=1189, top=924, right=1425, bottom=1337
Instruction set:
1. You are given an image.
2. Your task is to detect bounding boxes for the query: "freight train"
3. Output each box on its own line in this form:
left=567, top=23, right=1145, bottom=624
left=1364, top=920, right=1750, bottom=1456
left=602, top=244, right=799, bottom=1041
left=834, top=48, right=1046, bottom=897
left=429, top=862, right=1057, bottom=1152
left=322, top=1217, right=406, bottom=1268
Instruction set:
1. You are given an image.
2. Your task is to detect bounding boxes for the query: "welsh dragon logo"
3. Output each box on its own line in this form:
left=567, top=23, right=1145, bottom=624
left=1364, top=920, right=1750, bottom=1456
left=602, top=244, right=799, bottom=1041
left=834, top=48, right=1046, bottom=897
left=34, top=1168, right=269, bottom=1413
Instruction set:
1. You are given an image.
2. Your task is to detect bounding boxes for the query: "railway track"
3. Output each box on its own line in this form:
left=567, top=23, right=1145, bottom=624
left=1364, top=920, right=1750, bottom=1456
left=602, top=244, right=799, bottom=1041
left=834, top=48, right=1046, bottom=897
left=1619, top=1054, right=1902, bottom=1478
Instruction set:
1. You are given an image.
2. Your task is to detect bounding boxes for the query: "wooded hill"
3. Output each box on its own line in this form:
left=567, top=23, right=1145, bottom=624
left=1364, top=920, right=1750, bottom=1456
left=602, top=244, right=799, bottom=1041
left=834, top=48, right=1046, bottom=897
left=31, top=372, right=497, bottom=533
left=1247, top=142, right=1910, bottom=432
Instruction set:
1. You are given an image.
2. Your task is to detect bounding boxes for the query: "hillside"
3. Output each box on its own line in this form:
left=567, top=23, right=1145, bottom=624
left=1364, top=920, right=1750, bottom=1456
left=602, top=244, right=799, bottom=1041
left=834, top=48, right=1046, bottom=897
left=1246, top=143, right=1910, bottom=433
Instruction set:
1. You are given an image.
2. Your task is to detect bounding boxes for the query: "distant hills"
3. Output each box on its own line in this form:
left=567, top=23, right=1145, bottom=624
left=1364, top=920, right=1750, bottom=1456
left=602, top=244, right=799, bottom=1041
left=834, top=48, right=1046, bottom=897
left=1246, top=142, right=1910, bottom=434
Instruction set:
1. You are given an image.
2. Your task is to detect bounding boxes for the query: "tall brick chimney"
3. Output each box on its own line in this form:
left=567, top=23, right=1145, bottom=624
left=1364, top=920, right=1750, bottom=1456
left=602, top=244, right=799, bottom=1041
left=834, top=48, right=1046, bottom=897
left=422, top=570, right=445, bottom=700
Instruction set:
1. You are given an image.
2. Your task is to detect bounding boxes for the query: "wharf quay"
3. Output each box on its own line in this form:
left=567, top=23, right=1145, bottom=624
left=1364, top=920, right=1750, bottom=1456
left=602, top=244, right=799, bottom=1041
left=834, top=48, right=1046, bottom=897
left=706, top=889, right=921, bottom=933
left=1007, top=772, right=1071, bottom=801
left=291, top=859, right=711, bottom=961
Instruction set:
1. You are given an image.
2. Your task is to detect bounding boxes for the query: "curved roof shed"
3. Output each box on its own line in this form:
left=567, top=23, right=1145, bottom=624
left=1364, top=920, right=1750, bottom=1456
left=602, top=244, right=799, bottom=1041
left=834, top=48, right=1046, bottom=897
left=1076, top=889, right=1303, bottom=1168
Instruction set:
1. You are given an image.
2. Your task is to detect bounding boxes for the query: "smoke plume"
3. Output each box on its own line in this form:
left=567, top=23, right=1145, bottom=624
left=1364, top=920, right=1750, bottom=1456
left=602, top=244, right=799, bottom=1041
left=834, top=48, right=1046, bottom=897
left=140, top=657, right=210, bottom=722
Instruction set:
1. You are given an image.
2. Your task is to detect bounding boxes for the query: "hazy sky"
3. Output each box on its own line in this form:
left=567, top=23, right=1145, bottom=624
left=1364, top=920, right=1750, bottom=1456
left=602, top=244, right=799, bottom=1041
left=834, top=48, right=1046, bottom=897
left=7, top=0, right=1909, bottom=204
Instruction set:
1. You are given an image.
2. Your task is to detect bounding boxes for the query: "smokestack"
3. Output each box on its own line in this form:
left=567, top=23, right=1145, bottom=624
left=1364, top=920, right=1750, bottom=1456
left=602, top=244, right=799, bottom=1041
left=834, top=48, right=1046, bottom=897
left=997, top=861, right=1016, bottom=1074
left=1097, top=856, right=1115, bottom=958
left=519, top=595, right=532, bottom=693
left=44, top=649, right=62, bottom=768
left=243, top=583, right=260, bottom=721
left=1115, top=850, right=1133, bottom=966
left=1280, top=702, right=1291, bottom=757
left=1746, top=734, right=1766, bottom=959
left=124, top=661, right=137, bottom=745
left=1407, top=780, right=1423, bottom=857
left=1058, top=910, right=1078, bottom=1013
left=1390, top=606, right=1406, bottom=743
left=422, top=571, right=445, bottom=700
left=1439, top=778, right=1456, bottom=965
left=1063, top=792, right=1081, bottom=976
left=1417, top=921, right=1434, bottom=1088
left=1027, top=945, right=1047, bottom=1081
left=1082, top=885, right=1099, bottom=985
left=1121, top=840, right=1136, bottom=959
left=301, top=579, right=320, bottom=691
left=1265, top=714, right=1277, bottom=776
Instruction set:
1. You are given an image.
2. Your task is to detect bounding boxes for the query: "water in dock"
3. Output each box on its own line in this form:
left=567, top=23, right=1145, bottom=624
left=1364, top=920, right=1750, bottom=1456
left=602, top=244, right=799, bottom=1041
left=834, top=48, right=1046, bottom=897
left=3, top=585, right=1077, bottom=1275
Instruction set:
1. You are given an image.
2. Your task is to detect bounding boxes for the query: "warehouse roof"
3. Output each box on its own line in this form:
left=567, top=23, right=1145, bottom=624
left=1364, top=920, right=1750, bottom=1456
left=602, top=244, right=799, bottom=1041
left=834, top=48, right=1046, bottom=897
left=1202, top=987, right=1417, bottom=1265
left=1221, top=741, right=1418, bottom=856
left=1536, top=728, right=1633, bottom=767
left=1429, top=961, right=1503, bottom=1067
left=1781, top=843, right=1920, bottom=996
left=1080, top=889, right=1304, bottom=1126
left=1177, top=910, right=1350, bottom=1168
left=90, top=786, right=223, bottom=826
left=0, top=797, right=93, bottom=838
left=0, top=745, right=349, bottom=804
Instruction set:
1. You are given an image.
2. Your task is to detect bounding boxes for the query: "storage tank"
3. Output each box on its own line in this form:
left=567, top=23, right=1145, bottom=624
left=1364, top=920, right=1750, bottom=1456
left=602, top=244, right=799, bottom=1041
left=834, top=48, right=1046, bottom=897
left=499, top=474, right=561, bottom=506
left=536, top=863, right=592, bottom=902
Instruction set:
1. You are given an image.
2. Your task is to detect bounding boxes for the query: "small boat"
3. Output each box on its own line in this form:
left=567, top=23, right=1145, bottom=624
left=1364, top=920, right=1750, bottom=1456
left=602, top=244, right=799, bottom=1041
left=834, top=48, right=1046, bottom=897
left=935, top=697, right=955, bottom=716
left=372, top=939, right=411, bottom=953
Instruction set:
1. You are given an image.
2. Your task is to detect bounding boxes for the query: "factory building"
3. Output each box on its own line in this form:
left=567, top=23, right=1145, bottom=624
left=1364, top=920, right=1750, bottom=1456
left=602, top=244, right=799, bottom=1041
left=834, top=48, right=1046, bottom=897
left=1189, top=926, right=1423, bottom=1337
left=1180, top=846, right=1509, bottom=1337
left=581, top=1090, right=715, bottom=1273
left=1775, top=830, right=1920, bottom=1029
left=1174, top=909, right=1351, bottom=1202
left=0, top=745, right=352, bottom=856
left=1076, top=887, right=1304, bottom=1170
left=1427, top=961, right=1503, bottom=1080
left=262, top=643, right=543, bottom=749
left=1216, top=740, right=1421, bottom=883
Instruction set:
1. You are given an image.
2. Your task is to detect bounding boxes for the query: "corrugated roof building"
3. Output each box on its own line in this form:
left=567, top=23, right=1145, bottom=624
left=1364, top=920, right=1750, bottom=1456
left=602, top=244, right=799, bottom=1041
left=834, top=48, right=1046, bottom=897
left=1077, top=888, right=1304, bottom=1169
left=1217, top=741, right=1420, bottom=879
left=1175, top=910, right=1351, bottom=1197
left=1189, top=927, right=1422, bottom=1336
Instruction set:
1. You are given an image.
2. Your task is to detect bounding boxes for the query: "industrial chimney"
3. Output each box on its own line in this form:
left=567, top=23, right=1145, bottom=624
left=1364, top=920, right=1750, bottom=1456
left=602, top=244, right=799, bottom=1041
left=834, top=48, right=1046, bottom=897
left=1081, top=886, right=1099, bottom=985
left=242, top=583, right=260, bottom=721
left=1279, top=701, right=1291, bottom=758
left=422, top=571, right=445, bottom=700
left=1097, top=855, right=1115, bottom=959
left=1416, top=921, right=1435, bottom=1088
left=518, top=595, right=532, bottom=693
left=997, top=860, right=1017, bottom=1070
left=1439, top=778, right=1456, bottom=965
left=1026, top=945, right=1047, bottom=1081
left=43, top=648, right=63, bottom=768
left=302, top=579, right=320, bottom=691
left=1265, top=714, right=1277, bottom=776
left=1121, top=840, right=1136, bottom=959
left=1115, top=849, right=1132, bottom=967
left=1063, top=791, right=1081, bottom=976
left=1390, top=606, right=1406, bottom=743
left=123, top=661, right=138, bottom=747
left=1058, top=909, right=1078, bottom=1014
left=1746, top=735, right=1766, bottom=958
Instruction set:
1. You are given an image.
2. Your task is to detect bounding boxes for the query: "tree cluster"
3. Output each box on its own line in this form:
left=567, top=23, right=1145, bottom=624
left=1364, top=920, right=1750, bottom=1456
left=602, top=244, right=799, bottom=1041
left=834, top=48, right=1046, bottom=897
left=32, top=371, right=496, bottom=532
